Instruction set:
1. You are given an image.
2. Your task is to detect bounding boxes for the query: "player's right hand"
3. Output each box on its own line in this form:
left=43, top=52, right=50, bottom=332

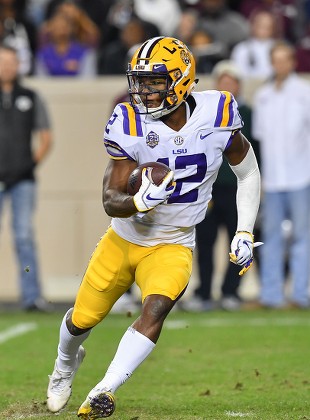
left=133, top=168, right=175, bottom=212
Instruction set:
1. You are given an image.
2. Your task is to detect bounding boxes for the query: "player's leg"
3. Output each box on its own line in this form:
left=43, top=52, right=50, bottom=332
left=47, top=227, right=134, bottom=414
left=219, top=185, right=242, bottom=310
left=0, top=186, right=5, bottom=230
left=287, top=186, right=310, bottom=307
left=134, top=243, right=192, bottom=340
left=46, top=307, right=89, bottom=413
left=186, top=207, right=218, bottom=311
left=260, top=191, right=286, bottom=307
left=78, top=243, right=192, bottom=418
left=10, top=180, right=42, bottom=309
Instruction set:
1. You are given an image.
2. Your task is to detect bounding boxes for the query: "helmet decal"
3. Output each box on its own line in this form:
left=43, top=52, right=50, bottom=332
left=180, top=49, right=191, bottom=65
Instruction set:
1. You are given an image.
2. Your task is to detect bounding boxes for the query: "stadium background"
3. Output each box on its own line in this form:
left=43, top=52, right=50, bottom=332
left=0, top=75, right=266, bottom=304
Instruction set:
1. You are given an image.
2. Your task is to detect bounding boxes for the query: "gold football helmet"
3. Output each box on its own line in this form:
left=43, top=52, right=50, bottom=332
left=127, top=36, right=198, bottom=118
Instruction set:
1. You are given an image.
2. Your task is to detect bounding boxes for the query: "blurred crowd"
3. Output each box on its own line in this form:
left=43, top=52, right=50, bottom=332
left=1, top=0, right=310, bottom=78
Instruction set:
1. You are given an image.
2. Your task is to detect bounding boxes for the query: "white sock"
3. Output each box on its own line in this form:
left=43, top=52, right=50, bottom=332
left=56, top=309, right=90, bottom=372
left=90, top=327, right=155, bottom=394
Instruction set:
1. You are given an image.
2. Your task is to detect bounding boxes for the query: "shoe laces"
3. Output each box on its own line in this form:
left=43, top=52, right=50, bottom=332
left=49, top=369, right=72, bottom=395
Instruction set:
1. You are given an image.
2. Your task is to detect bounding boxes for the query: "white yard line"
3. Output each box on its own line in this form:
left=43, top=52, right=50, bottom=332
left=13, top=413, right=73, bottom=419
left=0, top=322, right=37, bottom=344
left=165, top=317, right=310, bottom=329
left=9, top=410, right=76, bottom=419
left=165, top=320, right=189, bottom=329
left=225, top=411, right=254, bottom=418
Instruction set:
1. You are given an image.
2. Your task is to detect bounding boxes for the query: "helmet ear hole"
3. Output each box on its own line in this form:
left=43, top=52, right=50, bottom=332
left=173, top=70, right=182, bottom=80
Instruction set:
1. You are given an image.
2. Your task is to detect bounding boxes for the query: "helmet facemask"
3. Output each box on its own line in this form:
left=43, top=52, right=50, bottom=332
left=127, top=68, right=182, bottom=119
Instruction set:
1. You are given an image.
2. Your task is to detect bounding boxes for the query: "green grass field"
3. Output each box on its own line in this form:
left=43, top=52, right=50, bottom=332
left=1, top=308, right=310, bottom=420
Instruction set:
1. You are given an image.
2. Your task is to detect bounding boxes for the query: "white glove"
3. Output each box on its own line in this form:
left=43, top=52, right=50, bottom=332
left=229, top=231, right=263, bottom=276
left=133, top=168, right=175, bottom=212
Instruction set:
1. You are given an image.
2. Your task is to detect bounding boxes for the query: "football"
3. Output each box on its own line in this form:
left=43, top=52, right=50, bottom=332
left=127, top=161, right=171, bottom=195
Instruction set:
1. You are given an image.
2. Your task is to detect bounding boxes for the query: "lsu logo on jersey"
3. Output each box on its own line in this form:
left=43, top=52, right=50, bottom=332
left=173, top=148, right=187, bottom=154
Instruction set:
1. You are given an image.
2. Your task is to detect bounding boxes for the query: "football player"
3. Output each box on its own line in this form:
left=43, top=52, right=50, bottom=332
left=47, top=36, right=261, bottom=418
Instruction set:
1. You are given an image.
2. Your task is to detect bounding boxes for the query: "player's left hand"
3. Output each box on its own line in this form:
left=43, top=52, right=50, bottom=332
left=229, top=231, right=263, bottom=276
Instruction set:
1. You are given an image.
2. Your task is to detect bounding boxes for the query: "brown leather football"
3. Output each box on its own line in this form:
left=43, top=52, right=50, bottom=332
left=127, top=162, right=171, bottom=195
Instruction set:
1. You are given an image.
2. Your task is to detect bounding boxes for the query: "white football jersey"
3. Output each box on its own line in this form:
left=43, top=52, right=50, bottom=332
left=104, top=90, right=243, bottom=248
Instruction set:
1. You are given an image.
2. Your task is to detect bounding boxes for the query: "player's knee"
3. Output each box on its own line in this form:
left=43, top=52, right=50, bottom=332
left=70, top=307, right=104, bottom=333
left=66, top=318, right=92, bottom=336
left=66, top=308, right=92, bottom=336
left=142, top=294, right=174, bottom=320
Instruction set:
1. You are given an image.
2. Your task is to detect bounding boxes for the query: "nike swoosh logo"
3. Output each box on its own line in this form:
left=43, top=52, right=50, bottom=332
left=146, top=193, right=160, bottom=201
left=200, top=132, right=213, bottom=140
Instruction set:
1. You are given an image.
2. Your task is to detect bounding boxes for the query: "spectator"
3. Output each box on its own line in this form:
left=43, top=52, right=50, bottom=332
left=231, top=10, right=276, bottom=79
left=42, top=1, right=100, bottom=47
left=96, top=0, right=162, bottom=53
left=173, top=9, right=199, bottom=46
left=133, top=0, right=182, bottom=36
left=25, top=0, right=50, bottom=27
left=44, top=0, right=67, bottom=18
left=0, top=44, right=53, bottom=311
left=296, top=25, right=310, bottom=72
left=98, top=17, right=157, bottom=75
left=189, top=28, right=226, bottom=73
left=100, top=0, right=135, bottom=48
left=237, top=0, right=301, bottom=43
left=181, top=60, right=259, bottom=312
left=0, top=0, right=36, bottom=75
left=35, top=11, right=97, bottom=77
left=78, top=0, right=114, bottom=30
left=198, top=0, right=250, bottom=58
left=252, top=41, right=310, bottom=309
left=56, top=1, right=99, bottom=46
left=78, top=0, right=115, bottom=48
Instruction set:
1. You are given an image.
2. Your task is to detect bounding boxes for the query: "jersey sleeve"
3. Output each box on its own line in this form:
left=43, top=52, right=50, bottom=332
left=103, top=102, right=143, bottom=161
left=212, top=90, right=244, bottom=131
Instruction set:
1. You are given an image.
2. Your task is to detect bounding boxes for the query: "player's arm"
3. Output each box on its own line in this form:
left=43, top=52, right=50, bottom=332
left=103, top=159, right=138, bottom=218
left=223, top=130, right=249, bottom=166
left=33, top=129, right=53, bottom=164
left=223, top=131, right=261, bottom=274
left=33, top=94, right=53, bottom=164
left=102, top=159, right=175, bottom=217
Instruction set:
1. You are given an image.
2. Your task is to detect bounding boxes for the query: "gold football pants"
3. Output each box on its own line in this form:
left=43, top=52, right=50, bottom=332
left=72, top=227, right=192, bottom=329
